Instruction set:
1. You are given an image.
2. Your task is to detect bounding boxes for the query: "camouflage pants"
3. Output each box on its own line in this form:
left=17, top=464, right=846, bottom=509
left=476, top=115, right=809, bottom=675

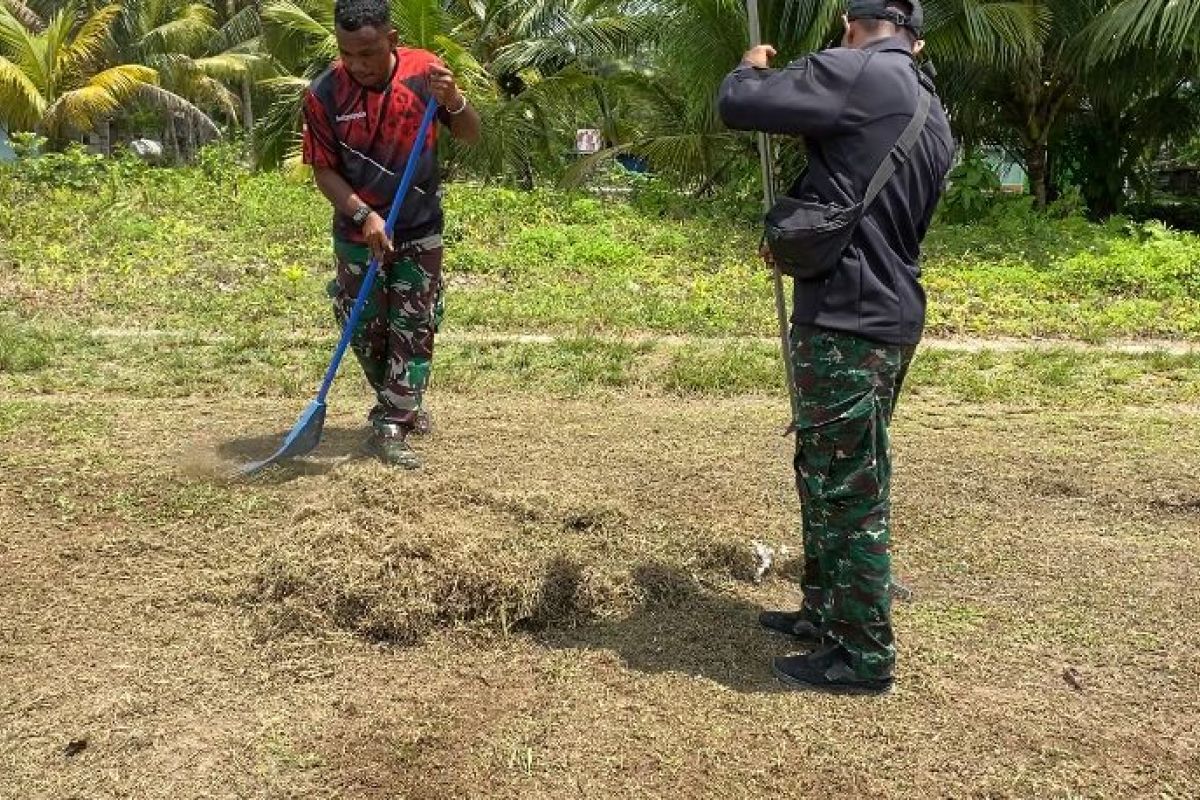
left=329, top=238, right=445, bottom=432
left=791, top=325, right=916, bottom=681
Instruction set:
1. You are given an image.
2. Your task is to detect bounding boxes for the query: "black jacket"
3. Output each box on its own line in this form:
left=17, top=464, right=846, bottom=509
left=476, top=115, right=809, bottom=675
left=719, top=37, right=955, bottom=345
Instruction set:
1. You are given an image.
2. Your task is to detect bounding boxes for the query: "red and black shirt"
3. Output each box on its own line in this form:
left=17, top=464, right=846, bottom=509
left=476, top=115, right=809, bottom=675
left=302, top=47, right=453, bottom=244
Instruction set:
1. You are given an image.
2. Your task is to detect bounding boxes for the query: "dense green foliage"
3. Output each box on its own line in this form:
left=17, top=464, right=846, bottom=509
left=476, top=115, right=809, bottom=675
left=2, top=0, right=1199, bottom=217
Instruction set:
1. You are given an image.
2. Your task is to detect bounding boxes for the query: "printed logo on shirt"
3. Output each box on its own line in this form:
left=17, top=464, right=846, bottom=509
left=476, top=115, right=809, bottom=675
left=335, top=111, right=367, bottom=123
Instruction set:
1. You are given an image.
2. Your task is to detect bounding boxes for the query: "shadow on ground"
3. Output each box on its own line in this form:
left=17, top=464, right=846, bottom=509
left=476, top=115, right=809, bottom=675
left=211, top=425, right=373, bottom=483
left=534, top=561, right=798, bottom=695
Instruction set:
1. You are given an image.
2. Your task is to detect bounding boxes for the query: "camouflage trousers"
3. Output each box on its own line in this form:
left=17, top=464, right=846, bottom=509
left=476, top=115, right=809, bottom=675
left=329, top=238, right=445, bottom=432
left=791, top=325, right=917, bottom=681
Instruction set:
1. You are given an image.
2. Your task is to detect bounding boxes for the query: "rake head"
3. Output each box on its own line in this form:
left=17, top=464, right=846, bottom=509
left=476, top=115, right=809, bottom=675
left=240, top=399, right=328, bottom=477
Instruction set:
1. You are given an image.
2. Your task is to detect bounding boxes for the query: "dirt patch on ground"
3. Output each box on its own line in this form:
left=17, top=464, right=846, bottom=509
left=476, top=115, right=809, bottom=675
left=1, top=392, right=1198, bottom=798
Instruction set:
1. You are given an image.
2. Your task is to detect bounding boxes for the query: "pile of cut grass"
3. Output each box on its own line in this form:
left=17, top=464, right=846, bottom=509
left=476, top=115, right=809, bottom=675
left=242, top=472, right=770, bottom=645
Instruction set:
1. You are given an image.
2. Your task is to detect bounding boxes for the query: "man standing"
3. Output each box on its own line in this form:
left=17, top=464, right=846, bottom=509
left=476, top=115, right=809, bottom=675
left=718, top=1, right=954, bottom=693
left=302, top=0, right=481, bottom=469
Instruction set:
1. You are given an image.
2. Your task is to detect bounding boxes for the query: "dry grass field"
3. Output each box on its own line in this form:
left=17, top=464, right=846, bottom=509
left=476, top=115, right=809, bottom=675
left=2, top=388, right=1197, bottom=798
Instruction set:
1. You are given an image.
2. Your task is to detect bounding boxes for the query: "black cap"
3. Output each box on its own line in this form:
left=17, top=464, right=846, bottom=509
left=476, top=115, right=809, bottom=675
left=847, top=0, right=924, bottom=36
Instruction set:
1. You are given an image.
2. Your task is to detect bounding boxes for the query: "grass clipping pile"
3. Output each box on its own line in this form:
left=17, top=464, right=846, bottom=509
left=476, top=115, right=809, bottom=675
left=242, top=472, right=769, bottom=645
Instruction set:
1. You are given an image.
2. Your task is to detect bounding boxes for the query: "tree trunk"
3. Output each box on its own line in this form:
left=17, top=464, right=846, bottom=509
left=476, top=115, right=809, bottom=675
left=241, top=77, right=254, bottom=135
left=1026, top=141, right=1049, bottom=210
left=165, top=118, right=179, bottom=164
left=518, top=156, right=535, bottom=191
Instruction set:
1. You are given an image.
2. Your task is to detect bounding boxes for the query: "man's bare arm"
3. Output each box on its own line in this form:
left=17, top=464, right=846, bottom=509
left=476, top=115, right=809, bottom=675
left=313, top=166, right=393, bottom=261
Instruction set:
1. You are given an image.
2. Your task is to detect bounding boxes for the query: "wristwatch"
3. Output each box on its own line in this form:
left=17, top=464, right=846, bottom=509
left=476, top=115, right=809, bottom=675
left=351, top=203, right=373, bottom=227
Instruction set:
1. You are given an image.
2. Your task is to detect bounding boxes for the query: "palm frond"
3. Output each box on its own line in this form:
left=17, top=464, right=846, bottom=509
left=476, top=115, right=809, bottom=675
left=192, top=51, right=258, bottom=79
left=211, top=3, right=262, bottom=54
left=59, top=2, right=122, bottom=78
left=0, top=52, right=45, bottom=127
left=492, top=12, right=658, bottom=74
left=0, top=7, right=50, bottom=95
left=1083, top=0, right=1200, bottom=61
left=139, top=81, right=221, bottom=137
left=392, top=0, right=450, bottom=49
left=253, top=69, right=309, bottom=167
left=261, top=0, right=334, bottom=43
left=430, top=32, right=491, bottom=96
left=137, top=3, right=218, bottom=58
left=186, top=71, right=241, bottom=119
left=41, top=63, right=153, bottom=133
left=923, top=0, right=1052, bottom=68
left=40, top=2, right=75, bottom=84
left=260, top=0, right=335, bottom=71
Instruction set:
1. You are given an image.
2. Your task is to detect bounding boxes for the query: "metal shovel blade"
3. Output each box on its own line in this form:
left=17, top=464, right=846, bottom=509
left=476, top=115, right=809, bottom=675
left=240, top=399, right=328, bottom=477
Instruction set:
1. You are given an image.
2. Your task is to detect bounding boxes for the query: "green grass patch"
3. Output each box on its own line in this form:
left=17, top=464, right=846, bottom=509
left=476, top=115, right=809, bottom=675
left=4, top=165, right=1200, bottom=342
left=2, top=320, right=1197, bottom=408
left=0, top=318, right=60, bottom=373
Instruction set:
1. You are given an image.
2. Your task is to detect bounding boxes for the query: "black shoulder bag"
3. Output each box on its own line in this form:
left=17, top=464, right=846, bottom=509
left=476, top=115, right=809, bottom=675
left=763, top=87, right=932, bottom=281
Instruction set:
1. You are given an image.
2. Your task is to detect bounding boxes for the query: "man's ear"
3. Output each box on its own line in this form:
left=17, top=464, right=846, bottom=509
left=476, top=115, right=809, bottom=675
left=387, top=28, right=399, bottom=48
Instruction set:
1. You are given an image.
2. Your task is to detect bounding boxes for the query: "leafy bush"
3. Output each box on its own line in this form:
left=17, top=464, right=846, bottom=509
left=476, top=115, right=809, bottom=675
left=8, top=144, right=109, bottom=189
left=938, top=153, right=1003, bottom=224
left=196, top=138, right=250, bottom=186
left=1128, top=196, right=1200, bottom=232
left=1046, top=185, right=1088, bottom=219
left=9, top=132, right=45, bottom=159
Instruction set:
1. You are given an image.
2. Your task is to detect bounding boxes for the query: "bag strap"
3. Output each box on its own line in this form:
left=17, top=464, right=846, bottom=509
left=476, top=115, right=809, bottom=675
left=860, top=86, right=932, bottom=211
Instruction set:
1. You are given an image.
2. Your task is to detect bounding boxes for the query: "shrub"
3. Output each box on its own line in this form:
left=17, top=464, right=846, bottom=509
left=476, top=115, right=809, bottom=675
left=939, top=153, right=1003, bottom=224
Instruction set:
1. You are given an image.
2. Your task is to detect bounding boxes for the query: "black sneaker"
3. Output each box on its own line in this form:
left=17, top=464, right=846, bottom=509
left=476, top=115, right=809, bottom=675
left=772, top=645, right=893, bottom=695
left=758, top=610, right=823, bottom=644
left=373, top=423, right=421, bottom=470
left=368, top=406, right=433, bottom=437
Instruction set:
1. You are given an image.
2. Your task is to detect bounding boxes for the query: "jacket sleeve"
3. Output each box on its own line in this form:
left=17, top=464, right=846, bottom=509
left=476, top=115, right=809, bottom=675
left=718, top=49, right=864, bottom=138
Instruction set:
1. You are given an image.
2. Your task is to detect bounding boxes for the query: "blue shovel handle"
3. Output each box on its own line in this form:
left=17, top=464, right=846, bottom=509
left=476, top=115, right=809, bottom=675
left=316, top=99, right=440, bottom=404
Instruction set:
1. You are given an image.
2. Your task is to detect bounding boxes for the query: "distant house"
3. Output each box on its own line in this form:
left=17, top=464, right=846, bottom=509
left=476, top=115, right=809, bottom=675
left=0, top=126, right=15, bottom=162
left=981, top=147, right=1027, bottom=193
left=1157, top=164, right=1200, bottom=196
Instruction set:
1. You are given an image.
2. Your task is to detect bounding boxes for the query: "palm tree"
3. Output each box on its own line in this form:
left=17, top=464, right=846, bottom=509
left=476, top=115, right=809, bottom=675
left=1085, top=0, right=1200, bottom=60
left=549, top=0, right=809, bottom=189
left=929, top=0, right=1199, bottom=211
left=253, top=0, right=655, bottom=181
left=114, top=0, right=266, bottom=156
left=561, top=0, right=1034, bottom=191
left=1064, top=63, right=1200, bottom=216
left=449, top=0, right=658, bottom=187
left=254, top=0, right=336, bottom=167
left=0, top=2, right=161, bottom=146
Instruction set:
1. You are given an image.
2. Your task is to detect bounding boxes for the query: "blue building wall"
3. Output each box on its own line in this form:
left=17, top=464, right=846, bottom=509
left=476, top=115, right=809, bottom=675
left=0, top=126, right=15, bottom=162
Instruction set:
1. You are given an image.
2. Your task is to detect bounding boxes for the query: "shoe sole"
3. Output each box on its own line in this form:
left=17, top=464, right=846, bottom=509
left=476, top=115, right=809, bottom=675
left=771, top=662, right=893, bottom=695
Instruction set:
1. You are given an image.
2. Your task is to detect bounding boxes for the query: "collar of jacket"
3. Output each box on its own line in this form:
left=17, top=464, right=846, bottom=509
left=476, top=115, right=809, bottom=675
left=859, top=35, right=916, bottom=57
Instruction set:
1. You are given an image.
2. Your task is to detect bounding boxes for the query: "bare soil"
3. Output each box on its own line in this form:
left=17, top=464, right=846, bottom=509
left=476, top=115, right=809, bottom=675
left=1, top=392, right=1198, bottom=798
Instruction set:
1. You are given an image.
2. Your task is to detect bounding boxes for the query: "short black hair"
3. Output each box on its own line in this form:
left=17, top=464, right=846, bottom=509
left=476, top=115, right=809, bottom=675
left=334, top=0, right=391, bottom=32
